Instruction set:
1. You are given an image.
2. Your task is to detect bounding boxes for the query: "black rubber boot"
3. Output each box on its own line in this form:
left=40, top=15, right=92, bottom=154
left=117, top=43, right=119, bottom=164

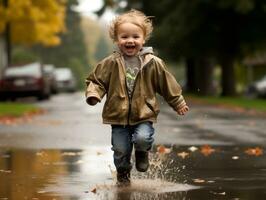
left=135, top=151, right=149, bottom=172
left=116, top=170, right=131, bottom=186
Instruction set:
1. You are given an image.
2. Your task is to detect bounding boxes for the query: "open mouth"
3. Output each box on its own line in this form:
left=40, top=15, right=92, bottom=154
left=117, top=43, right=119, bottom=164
left=125, top=45, right=135, bottom=50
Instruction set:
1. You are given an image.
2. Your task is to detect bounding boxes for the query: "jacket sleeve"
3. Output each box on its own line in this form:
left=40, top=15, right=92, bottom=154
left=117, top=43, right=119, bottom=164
left=85, top=60, right=110, bottom=102
left=155, top=59, right=187, bottom=111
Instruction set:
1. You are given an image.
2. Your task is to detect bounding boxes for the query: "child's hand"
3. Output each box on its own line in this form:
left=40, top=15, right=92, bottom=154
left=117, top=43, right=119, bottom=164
left=86, top=97, right=99, bottom=105
left=177, top=105, right=189, bottom=116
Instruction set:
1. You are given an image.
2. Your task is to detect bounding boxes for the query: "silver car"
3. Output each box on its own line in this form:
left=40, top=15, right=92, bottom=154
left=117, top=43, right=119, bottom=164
left=54, top=68, right=77, bottom=93
left=247, top=75, right=266, bottom=98
left=44, top=64, right=58, bottom=94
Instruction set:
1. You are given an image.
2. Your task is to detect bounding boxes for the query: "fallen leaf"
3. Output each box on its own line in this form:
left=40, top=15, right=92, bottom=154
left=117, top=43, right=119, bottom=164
left=193, top=178, right=205, bottom=183
left=62, top=152, right=77, bottom=156
left=210, top=191, right=226, bottom=195
left=0, top=109, right=45, bottom=125
left=245, top=147, right=263, bottom=156
left=188, top=146, right=198, bottom=152
left=157, top=145, right=171, bottom=154
left=177, top=151, right=189, bottom=159
left=0, top=116, right=19, bottom=125
left=91, top=188, right=97, bottom=193
left=200, top=145, right=215, bottom=156
left=232, top=156, right=239, bottom=160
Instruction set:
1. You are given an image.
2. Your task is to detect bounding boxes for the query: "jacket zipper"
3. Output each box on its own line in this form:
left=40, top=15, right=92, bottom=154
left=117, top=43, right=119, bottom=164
left=126, top=75, right=139, bottom=126
left=126, top=81, right=131, bottom=126
left=122, top=56, right=153, bottom=126
left=119, top=57, right=131, bottom=127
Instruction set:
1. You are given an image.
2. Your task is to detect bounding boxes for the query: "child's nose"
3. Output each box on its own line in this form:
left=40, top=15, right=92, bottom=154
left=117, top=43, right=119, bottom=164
left=127, top=37, right=134, bottom=43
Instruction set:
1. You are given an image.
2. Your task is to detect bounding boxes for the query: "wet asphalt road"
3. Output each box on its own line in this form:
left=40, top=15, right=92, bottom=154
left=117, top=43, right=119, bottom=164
left=0, top=92, right=266, bottom=200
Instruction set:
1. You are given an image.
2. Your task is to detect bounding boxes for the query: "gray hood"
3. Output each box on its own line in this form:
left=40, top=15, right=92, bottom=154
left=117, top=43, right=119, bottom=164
left=139, top=47, right=154, bottom=56
left=114, top=47, right=154, bottom=57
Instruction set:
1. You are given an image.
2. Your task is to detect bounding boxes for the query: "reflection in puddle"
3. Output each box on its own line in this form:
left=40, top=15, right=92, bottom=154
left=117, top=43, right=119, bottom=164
left=1, top=145, right=266, bottom=199
left=92, top=179, right=195, bottom=200
left=43, top=177, right=197, bottom=200
left=98, top=179, right=199, bottom=193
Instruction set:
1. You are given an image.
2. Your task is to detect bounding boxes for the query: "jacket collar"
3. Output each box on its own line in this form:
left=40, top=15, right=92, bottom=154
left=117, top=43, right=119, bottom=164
left=113, top=47, right=154, bottom=67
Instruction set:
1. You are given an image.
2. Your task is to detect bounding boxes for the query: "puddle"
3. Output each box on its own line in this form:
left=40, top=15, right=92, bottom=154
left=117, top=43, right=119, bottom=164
left=96, top=179, right=200, bottom=193
left=1, top=145, right=266, bottom=199
left=41, top=178, right=198, bottom=200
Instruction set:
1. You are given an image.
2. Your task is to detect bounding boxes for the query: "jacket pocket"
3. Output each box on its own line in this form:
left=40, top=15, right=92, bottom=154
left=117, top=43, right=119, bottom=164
left=145, top=98, right=159, bottom=115
left=103, top=95, right=127, bottom=118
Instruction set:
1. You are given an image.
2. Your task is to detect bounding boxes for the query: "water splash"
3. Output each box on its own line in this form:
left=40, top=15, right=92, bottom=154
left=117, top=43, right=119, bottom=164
left=133, top=145, right=189, bottom=184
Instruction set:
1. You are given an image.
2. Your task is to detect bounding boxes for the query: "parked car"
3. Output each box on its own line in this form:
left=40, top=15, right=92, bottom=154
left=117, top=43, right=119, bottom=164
left=246, top=75, right=266, bottom=98
left=43, top=64, right=58, bottom=94
left=54, top=68, right=77, bottom=93
left=0, top=62, right=51, bottom=101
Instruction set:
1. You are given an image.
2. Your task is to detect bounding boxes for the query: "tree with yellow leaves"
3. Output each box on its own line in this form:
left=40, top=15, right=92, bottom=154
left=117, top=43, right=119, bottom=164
left=0, top=0, right=66, bottom=46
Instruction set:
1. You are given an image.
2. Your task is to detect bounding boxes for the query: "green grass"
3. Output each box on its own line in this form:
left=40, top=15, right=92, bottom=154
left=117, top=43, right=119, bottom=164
left=0, top=102, right=39, bottom=117
left=187, top=95, right=266, bottom=112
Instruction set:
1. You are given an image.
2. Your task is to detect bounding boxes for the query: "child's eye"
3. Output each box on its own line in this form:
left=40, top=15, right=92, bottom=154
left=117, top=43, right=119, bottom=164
left=133, top=35, right=140, bottom=39
left=121, top=36, right=128, bottom=39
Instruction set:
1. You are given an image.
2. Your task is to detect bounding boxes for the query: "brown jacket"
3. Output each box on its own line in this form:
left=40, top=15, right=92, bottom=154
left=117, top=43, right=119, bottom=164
left=85, top=48, right=186, bottom=125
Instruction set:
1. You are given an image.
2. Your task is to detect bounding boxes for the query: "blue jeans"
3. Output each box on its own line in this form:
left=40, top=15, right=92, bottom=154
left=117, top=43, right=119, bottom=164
left=111, top=122, right=155, bottom=173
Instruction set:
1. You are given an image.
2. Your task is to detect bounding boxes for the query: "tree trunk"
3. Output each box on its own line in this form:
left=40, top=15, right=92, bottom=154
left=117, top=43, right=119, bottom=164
left=185, top=58, right=197, bottom=93
left=197, top=57, right=215, bottom=96
left=220, top=57, right=236, bottom=96
left=5, top=24, right=11, bottom=65
left=3, top=0, right=11, bottom=66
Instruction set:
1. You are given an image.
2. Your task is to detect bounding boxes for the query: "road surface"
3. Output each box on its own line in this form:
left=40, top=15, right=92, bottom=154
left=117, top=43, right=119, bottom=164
left=0, top=92, right=265, bottom=199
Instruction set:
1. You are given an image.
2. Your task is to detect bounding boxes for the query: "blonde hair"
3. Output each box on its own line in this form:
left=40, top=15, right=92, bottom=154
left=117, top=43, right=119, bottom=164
left=109, top=9, right=153, bottom=42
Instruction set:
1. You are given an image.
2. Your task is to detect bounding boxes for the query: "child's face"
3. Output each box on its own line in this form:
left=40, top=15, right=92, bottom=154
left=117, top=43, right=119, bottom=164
left=116, top=22, right=145, bottom=57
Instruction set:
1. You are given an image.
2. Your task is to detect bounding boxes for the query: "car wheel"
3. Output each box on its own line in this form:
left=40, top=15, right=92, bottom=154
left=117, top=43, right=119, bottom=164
left=0, top=96, right=7, bottom=102
left=37, top=92, right=50, bottom=101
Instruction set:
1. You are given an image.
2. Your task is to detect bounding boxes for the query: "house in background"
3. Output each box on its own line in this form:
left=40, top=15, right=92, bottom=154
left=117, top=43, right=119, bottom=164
left=244, top=53, right=266, bottom=84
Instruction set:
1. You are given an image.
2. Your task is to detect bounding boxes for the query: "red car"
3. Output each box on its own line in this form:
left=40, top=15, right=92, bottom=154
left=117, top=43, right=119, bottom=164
left=0, top=62, right=51, bottom=101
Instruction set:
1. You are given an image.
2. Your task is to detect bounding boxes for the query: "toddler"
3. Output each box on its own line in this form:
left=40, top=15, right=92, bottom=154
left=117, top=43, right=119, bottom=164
left=85, top=9, right=189, bottom=186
